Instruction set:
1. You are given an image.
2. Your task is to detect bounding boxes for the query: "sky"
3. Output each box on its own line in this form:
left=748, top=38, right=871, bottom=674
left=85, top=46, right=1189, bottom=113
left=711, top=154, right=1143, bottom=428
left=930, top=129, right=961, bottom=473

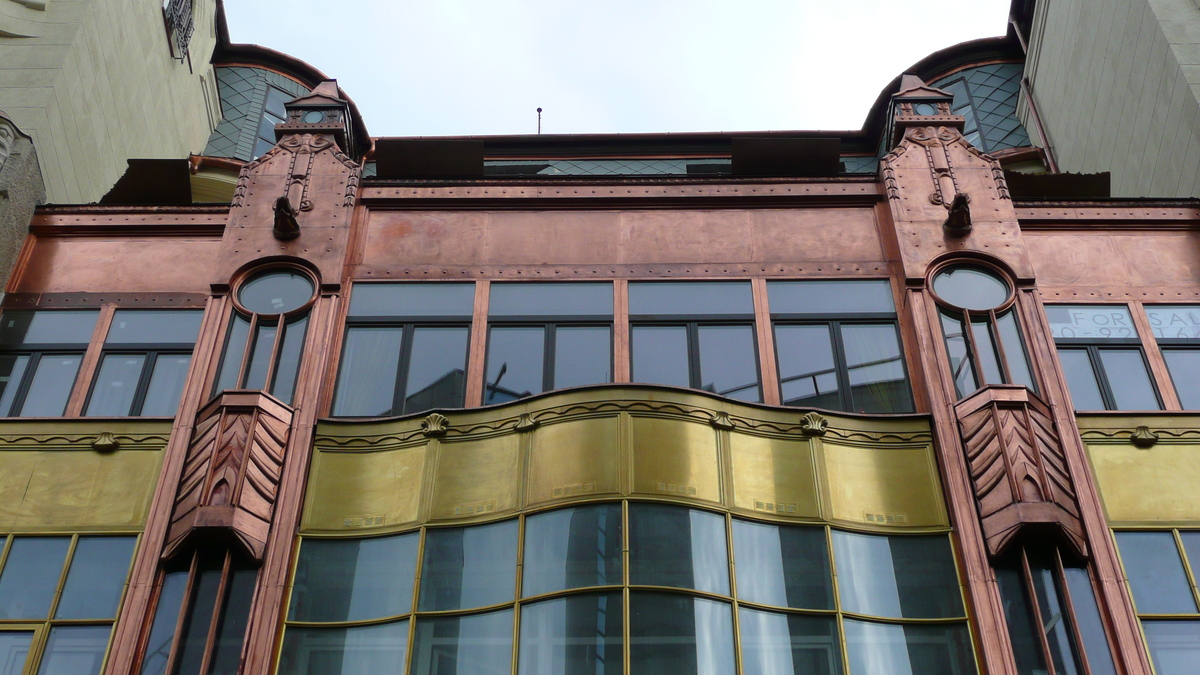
left=223, top=1, right=1013, bottom=138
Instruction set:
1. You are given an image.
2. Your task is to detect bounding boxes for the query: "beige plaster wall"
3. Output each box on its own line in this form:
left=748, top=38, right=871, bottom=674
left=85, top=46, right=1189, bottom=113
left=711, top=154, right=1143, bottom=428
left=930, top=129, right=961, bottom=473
left=0, top=0, right=220, bottom=204
left=1021, top=0, right=1200, bottom=197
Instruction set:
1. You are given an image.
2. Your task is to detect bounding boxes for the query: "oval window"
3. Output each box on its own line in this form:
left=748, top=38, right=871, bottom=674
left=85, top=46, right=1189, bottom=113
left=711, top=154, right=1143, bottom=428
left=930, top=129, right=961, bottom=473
left=932, top=267, right=1009, bottom=311
left=238, top=270, right=314, bottom=315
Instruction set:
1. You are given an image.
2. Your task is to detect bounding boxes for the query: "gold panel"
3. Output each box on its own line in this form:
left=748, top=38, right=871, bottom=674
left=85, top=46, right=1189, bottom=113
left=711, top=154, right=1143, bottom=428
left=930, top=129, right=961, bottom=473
left=431, top=435, right=522, bottom=520
left=822, top=442, right=946, bottom=527
left=0, top=449, right=162, bottom=530
left=1088, top=442, right=1200, bottom=524
left=728, top=433, right=820, bottom=518
left=526, top=416, right=620, bottom=506
left=303, top=445, right=427, bottom=531
left=630, top=416, right=721, bottom=503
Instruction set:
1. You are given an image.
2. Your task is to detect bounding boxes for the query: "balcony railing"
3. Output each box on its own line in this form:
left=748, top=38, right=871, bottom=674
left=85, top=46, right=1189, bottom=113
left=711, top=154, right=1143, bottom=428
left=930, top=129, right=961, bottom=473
left=164, top=0, right=194, bottom=60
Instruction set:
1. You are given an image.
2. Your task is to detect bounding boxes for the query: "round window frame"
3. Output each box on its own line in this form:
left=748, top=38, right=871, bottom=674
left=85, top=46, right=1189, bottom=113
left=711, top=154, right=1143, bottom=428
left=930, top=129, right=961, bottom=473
left=230, top=264, right=319, bottom=319
left=927, top=259, right=1017, bottom=314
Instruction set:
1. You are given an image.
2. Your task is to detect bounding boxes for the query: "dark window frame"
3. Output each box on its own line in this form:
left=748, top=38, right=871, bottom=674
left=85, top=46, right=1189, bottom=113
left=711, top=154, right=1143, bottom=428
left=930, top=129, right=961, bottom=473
left=484, top=315, right=613, bottom=403
left=1153, top=336, right=1200, bottom=410
left=1054, top=338, right=1162, bottom=411
left=84, top=345, right=196, bottom=417
left=0, top=346, right=88, bottom=417
left=940, top=306, right=1032, bottom=395
left=630, top=312, right=762, bottom=402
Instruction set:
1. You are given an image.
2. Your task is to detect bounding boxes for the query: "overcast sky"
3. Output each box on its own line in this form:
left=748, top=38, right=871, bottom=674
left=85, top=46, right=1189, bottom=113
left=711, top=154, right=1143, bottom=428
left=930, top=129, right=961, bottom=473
left=223, top=1, right=1012, bottom=137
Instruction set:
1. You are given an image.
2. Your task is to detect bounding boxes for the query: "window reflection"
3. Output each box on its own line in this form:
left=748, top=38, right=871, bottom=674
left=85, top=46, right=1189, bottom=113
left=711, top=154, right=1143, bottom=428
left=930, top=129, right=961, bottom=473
left=290, top=534, right=419, bottom=622
left=519, top=594, right=623, bottom=675
left=629, top=504, right=728, bottom=595
left=629, top=593, right=734, bottom=675
left=732, top=520, right=832, bottom=609
left=419, top=520, right=518, bottom=611
left=279, top=621, right=409, bottom=675
left=832, top=532, right=962, bottom=619
left=739, top=608, right=841, bottom=675
left=843, top=620, right=975, bottom=675
left=411, top=610, right=513, bottom=675
left=523, top=504, right=622, bottom=597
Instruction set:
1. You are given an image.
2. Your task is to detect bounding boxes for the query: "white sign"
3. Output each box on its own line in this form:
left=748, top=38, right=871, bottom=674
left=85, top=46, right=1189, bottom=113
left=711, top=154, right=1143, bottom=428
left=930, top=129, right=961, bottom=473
left=1145, top=306, right=1200, bottom=340
left=1046, top=305, right=1138, bottom=339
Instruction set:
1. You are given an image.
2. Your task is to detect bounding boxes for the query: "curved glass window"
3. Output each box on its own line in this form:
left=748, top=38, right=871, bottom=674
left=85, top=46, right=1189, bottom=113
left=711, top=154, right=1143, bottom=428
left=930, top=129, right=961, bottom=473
left=932, top=267, right=1009, bottom=311
left=282, top=503, right=973, bottom=675
left=238, top=270, right=314, bottom=315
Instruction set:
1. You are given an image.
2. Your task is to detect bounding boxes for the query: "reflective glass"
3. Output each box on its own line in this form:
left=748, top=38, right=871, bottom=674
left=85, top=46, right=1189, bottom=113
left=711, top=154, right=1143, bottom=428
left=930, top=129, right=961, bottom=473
left=0, top=311, right=98, bottom=346
left=1114, top=532, right=1196, bottom=614
left=843, top=620, right=974, bottom=675
left=1163, top=349, right=1200, bottom=409
left=523, top=504, right=623, bottom=597
left=1099, top=349, right=1160, bottom=410
left=242, top=322, right=278, bottom=391
left=279, top=621, right=409, bottom=675
left=238, top=270, right=313, bottom=314
left=271, top=315, right=308, bottom=404
left=208, top=566, right=257, bottom=675
left=1142, top=621, right=1200, bottom=675
left=214, top=315, right=251, bottom=393
left=932, top=267, right=1009, bottom=310
left=56, top=537, right=136, bottom=619
left=1058, top=349, right=1105, bottom=410
left=348, top=283, right=475, bottom=317
left=20, top=355, right=82, bottom=417
left=105, top=310, right=203, bottom=345
left=739, top=608, right=841, bottom=675
left=1028, top=551, right=1083, bottom=675
left=941, top=313, right=977, bottom=396
left=842, top=323, right=912, bottom=413
left=732, top=520, right=832, bottom=609
left=697, top=325, right=759, bottom=401
left=995, top=312, right=1035, bottom=390
left=774, top=324, right=840, bottom=409
left=1145, top=305, right=1200, bottom=340
left=1181, top=532, right=1200, bottom=577
left=629, top=504, right=728, bottom=595
left=174, top=553, right=224, bottom=675
left=333, top=327, right=403, bottom=416
left=140, top=355, right=192, bottom=417
left=0, top=632, right=31, bottom=675
left=1063, top=567, right=1117, bottom=675
left=36, top=626, right=111, bottom=675
left=410, top=609, right=513, bottom=675
left=0, top=354, right=29, bottom=415
left=419, top=520, right=517, bottom=611
left=996, top=566, right=1048, bottom=675
left=290, top=533, right=419, bottom=622
left=631, top=326, right=690, bottom=388
left=554, top=326, right=611, bottom=389
left=404, top=326, right=469, bottom=413
left=767, top=280, right=895, bottom=315
left=139, top=568, right=189, bottom=675
left=1047, top=305, right=1138, bottom=340
left=970, top=319, right=1004, bottom=384
left=0, top=537, right=69, bottom=618
left=628, top=282, right=753, bottom=316
left=485, top=327, right=544, bottom=403
left=490, top=283, right=613, bottom=316
left=519, top=594, right=623, bottom=675
left=84, top=354, right=145, bottom=416
left=832, top=532, right=962, bottom=619
left=628, top=593, right=734, bottom=675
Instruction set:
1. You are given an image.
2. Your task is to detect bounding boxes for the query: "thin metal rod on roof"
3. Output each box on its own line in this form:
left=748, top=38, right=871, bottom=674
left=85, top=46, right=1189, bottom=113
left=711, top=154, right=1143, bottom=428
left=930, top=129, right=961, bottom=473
left=537, top=107, right=542, bottom=134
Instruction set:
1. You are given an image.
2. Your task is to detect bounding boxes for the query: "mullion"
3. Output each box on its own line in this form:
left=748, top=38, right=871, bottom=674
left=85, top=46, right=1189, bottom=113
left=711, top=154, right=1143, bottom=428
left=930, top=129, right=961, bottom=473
left=9, top=352, right=43, bottom=417
left=1051, top=549, right=1095, bottom=675
left=392, top=324, right=416, bottom=416
left=542, top=324, right=555, bottom=394
left=1087, top=346, right=1120, bottom=411
left=1019, top=547, right=1060, bottom=675
left=828, top=321, right=854, bottom=412
left=956, top=312, right=986, bottom=388
left=128, top=351, right=160, bottom=416
left=233, top=315, right=259, bottom=390
left=989, top=309, right=1017, bottom=385
left=686, top=322, right=702, bottom=390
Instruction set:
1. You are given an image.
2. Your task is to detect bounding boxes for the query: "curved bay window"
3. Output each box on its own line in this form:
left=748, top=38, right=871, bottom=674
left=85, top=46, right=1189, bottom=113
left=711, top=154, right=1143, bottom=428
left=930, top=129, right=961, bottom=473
left=279, top=502, right=976, bottom=675
left=213, top=268, right=316, bottom=405
left=932, top=264, right=1035, bottom=398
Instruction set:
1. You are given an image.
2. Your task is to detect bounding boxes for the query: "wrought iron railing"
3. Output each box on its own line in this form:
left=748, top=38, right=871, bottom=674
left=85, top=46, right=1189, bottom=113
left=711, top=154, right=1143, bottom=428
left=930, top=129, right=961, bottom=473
left=165, top=0, right=194, bottom=60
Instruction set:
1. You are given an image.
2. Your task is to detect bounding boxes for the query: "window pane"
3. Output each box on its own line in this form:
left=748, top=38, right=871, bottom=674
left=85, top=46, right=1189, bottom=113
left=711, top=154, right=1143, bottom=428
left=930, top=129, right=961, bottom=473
left=19, top=354, right=82, bottom=417
left=518, top=593, right=623, bottom=675
left=404, top=326, right=468, bottom=414
left=775, top=325, right=840, bottom=409
left=697, top=325, right=760, bottom=401
left=36, top=625, right=111, bottom=675
left=333, top=327, right=403, bottom=416
left=139, top=569, right=189, bottom=675
left=238, top=270, right=313, bottom=315
left=628, top=282, right=753, bottom=315
left=841, top=324, right=913, bottom=413
left=252, top=137, right=274, bottom=159
left=1028, top=551, right=1084, bottom=675
left=207, top=566, right=256, bottom=675
left=629, top=593, right=734, bottom=675
left=970, top=319, right=1004, bottom=384
left=523, top=504, right=622, bottom=597
left=843, top=620, right=974, bottom=675
left=732, top=520, right=831, bottom=609
left=1145, top=305, right=1200, bottom=340
left=139, top=355, right=192, bottom=417
left=1142, top=621, right=1200, bottom=675
left=996, top=567, right=1048, bottom=675
left=0, top=354, right=29, bottom=415
left=932, top=267, right=1009, bottom=311
left=279, top=621, right=409, bottom=675
left=174, top=552, right=226, bottom=675
left=1047, top=305, right=1138, bottom=340
left=631, top=326, right=690, bottom=388
left=739, top=608, right=841, bottom=675
left=214, top=314, right=251, bottom=394
left=1063, top=567, right=1117, bottom=675
left=106, top=310, right=203, bottom=345
left=419, top=520, right=517, bottom=611
left=242, top=321, right=278, bottom=391
left=410, top=609, right=513, bottom=675
left=1098, top=349, right=1160, bottom=410
left=348, top=283, right=475, bottom=317
left=270, top=315, right=308, bottom=404
left=832, top=532, right=963, bottom=619
left=1182, top=532, right=1200, bottom=577
left=289, top=533, right=419, bottom=622
left=1114, top=532, right=1196, bottom=614
left=84, top=354, right=145, bottom=416
left=485, top=327, right=545, bottom=403
left=629, top=504, right=728, bottom=595
left=554, top=326, right=611, bottom=389
left=0, top=311, right=98, bottom=346
left=767, top=280, right=895, bottom=314
left=941, top=312, right=977, bottom=396
left=1058, top=348, right=1105, bottom=410
left=56, top=537, right=136, bottom=619
left=0, top=632, right=31, bottom=675
left=1163, top=349, right=1200, bottom=409
left=490, top=283, right=613, bottom=316
left=264, top=87, right=291, bottom=118
left=996, top=311, right=1035, bottom=390
left=0, top=537, right=69, bottom=618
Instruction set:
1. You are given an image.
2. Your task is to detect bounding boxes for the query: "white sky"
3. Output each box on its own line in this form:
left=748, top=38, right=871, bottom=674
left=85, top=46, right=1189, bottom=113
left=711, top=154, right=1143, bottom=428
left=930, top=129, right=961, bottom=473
left=223, top=0, right=1012, bottom=137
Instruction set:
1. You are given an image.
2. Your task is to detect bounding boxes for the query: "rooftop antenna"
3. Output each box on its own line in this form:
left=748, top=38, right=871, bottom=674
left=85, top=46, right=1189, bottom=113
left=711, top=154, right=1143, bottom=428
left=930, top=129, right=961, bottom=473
left=537, top=107, right=542, bottom=134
